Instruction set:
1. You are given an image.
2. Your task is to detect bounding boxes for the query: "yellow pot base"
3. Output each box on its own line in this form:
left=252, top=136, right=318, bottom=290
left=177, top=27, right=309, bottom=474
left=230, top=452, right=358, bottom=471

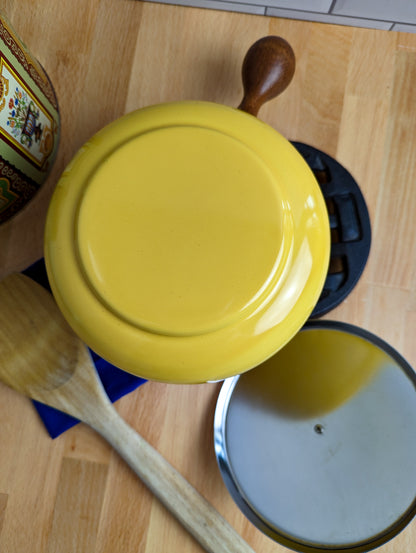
left=45, top=101, right=330, bottom=383
left=77, top=125, right=286, bottom=336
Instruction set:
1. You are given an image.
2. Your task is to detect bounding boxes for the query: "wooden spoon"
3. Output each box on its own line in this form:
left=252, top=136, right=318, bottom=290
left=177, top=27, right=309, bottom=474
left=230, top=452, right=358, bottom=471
left=0, top=273, right=255, bottom=553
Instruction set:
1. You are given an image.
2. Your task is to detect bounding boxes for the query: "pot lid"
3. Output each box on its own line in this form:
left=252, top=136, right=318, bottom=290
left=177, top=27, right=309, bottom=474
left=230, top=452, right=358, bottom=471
left=44, top=100, right=330, bottom=383
left=214, top=321, right=416, bottom=551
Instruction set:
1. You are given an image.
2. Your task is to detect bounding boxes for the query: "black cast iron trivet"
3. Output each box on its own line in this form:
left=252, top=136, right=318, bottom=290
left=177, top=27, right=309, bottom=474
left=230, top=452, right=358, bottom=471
left=291, top=142, right=371, bottom=318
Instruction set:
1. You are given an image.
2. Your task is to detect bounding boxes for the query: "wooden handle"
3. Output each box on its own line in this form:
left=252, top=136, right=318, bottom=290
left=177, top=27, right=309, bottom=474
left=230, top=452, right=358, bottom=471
left=91, top=406, right=256, bottom=553
left=238, top=36, right=295, bottom=117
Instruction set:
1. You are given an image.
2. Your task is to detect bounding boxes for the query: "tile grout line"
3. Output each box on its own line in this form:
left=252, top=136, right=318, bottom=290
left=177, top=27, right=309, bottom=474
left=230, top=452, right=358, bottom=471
left=328, top=0, right=337, bottom=14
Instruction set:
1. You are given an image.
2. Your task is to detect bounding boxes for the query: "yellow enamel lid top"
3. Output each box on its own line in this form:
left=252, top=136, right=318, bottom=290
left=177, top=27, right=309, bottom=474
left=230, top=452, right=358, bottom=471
left=44, top=101, right=330, bottom=383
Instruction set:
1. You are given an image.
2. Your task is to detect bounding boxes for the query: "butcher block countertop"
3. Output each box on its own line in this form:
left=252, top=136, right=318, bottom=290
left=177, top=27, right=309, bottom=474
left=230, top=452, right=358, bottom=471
left=0, top=1, right=416, bottom=552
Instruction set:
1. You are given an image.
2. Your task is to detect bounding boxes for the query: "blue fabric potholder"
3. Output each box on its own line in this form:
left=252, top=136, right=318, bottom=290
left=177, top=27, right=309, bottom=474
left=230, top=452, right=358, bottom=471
left=22, top=259, right=146, bottom=439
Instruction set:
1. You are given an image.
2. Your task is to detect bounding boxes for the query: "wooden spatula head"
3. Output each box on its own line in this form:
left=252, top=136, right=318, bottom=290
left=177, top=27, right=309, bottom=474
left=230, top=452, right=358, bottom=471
left=0, top=273, right=79, bottom=394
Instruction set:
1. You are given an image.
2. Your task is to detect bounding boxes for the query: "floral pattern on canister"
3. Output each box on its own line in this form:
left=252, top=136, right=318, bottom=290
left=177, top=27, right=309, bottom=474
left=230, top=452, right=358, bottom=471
left=0, top=13, right=59, bottom=223
left=0, top=57, right=55, bottom=169
left=7, top=87, right=43, bottom=147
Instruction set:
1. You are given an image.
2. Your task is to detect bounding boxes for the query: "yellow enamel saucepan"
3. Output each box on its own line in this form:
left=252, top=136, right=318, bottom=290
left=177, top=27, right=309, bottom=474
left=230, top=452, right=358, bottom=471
left=44, top=37, right=330, bottom=383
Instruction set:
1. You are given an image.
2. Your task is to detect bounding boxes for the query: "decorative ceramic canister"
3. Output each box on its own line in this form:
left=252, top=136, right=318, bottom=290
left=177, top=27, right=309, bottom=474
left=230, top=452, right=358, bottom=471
left=0, top=14, right=59, bottom=224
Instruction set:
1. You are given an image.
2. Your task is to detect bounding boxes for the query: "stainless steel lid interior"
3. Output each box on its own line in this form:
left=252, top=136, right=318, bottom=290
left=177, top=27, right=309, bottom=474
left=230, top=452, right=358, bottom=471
left=214, top=321, right=416, bottom=552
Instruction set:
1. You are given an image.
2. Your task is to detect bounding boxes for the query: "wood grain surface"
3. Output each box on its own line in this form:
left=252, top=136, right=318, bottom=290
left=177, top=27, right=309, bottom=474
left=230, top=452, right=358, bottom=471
left=0, top=1, right=415, bottom=552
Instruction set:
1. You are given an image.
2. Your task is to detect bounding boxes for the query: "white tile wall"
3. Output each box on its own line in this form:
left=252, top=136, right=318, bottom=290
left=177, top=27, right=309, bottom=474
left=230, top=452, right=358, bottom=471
left=143, top=0, right=265, bottom=14
left=144, top=0, right=416, bottom=33
left=332, top=0, right=416, bottom=25
left=265, top=7, right=392, bottom=30
left=264, top=0, right=333, bottom=11
left=392, top=22, right=416, bottom=33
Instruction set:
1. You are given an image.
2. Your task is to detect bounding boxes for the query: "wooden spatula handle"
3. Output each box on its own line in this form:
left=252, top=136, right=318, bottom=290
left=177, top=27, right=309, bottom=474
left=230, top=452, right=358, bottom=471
left=238, top=36, right=295, bottom=116
left=92, top=407, right=256, bottom=553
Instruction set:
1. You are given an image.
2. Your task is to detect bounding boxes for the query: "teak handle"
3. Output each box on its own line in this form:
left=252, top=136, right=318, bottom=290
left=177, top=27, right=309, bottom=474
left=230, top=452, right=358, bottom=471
left=238, top=36, right=296, bottom=117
